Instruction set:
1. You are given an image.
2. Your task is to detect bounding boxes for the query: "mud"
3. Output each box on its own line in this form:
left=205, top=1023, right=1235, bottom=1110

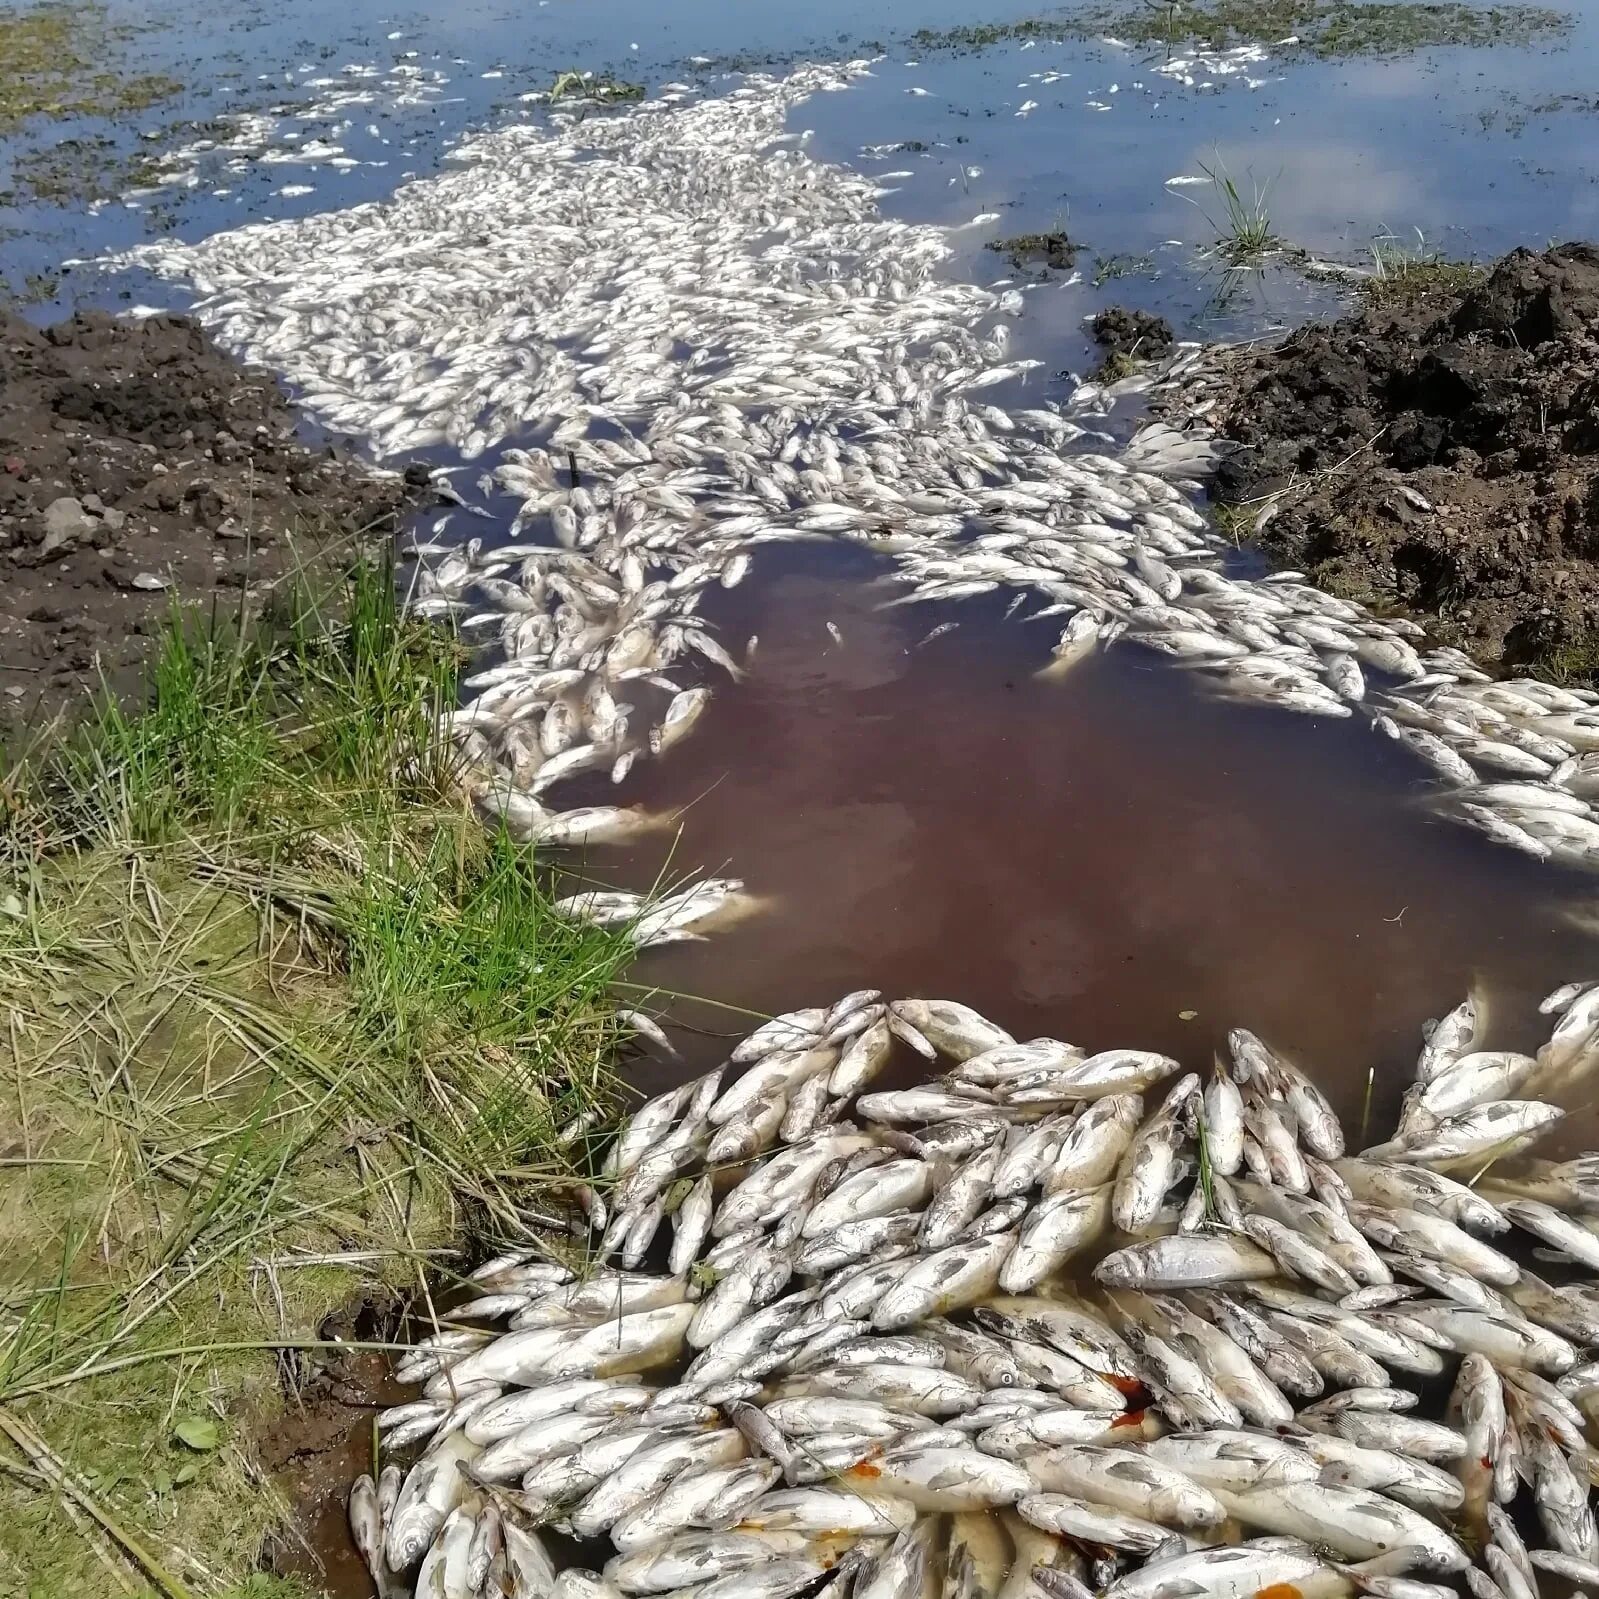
left=1091, top=305, right=1175, bottom=378
left=0, top=309, right=422, bottom=717
left=1199, top=243, right=1599, bottom=677
left=986, top=230, right=1081, bottom=273
left=258, top=1294, right=410, bottom=1597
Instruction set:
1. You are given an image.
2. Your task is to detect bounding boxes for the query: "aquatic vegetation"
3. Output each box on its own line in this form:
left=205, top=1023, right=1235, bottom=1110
left=0, top=556, right=639, bottom=1595
left=0, top=2, right=180, bottom=133
left=986, top=229, right=1082, bottom=270
left=1362, top=227, right=1483, bottom=306
left=1094, top=251, right=1159, bottom=286
left=1188, top=159, right=1282, bottom=264
left=549, top=68, right=646, bottom=103
left=909, top=0, right=1569, bottom=57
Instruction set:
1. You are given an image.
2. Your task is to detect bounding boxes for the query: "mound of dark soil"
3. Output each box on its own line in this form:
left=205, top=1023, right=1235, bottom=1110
left=1092, top=305, right=1174, bottom=374
left=0, top=310, right=423, bottom=713
left=1205, top=242, right=1599, bottom=671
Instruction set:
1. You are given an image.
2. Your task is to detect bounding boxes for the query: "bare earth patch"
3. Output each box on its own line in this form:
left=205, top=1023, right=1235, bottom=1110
left=1181, top=242, right=1599, bottom=680
left=0, top=310, right=423, bottom=718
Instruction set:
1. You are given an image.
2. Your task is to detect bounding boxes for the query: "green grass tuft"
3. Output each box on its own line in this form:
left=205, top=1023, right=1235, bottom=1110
left=1361, top=228, right=1483, bottom=308
left=1188, top=158, right=1282, bottom=265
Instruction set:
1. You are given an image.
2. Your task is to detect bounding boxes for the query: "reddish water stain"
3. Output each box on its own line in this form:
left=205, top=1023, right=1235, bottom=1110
left=583, top=543, right=1599, bottom=1147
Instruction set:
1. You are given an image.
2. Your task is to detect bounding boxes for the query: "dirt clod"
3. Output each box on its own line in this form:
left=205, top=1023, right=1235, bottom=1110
left=0, top=309, right=422, bottom=714
left=1092, top=305, right=1175, bottom=374
left=1199, top=242, right=1599, bottom=674
left=987, top=231, right=1080, bottom=272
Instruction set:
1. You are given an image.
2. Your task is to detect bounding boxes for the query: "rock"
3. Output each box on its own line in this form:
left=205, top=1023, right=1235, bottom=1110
left=184, top=480, right=227, bottom=524
left=131, top=572, right=169, bottom=591
left=38, top=497, right=97, bottom=558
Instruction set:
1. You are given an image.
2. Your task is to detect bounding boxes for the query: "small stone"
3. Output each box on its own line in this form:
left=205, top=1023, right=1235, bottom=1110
left=100, top=506, right=127, bottom=532
left=81, top=493, right=105, bottom=515
left=38, top=497, right=96, bottom=558
left=131, top=571, right=169, bottom=591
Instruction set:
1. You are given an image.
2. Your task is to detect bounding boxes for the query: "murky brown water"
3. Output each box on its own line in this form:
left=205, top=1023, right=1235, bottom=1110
left=575, top=542, right=1599, bottom=1147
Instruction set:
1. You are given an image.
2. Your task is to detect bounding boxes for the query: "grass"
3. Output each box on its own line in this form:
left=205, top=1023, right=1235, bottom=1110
left=0, top=551, right=639, bottom=1596
left=0, top=3, right=181, bottom=134
left=1187, top=158, right=1282, bottom=265
left=1093, top=252, right=1157, bottom=287
left=1361, top=228, right=1483, bottom=308
left=1209, top=499, right=1261, bottom=546
left=548, top=69, right=646, bottom=104
left=1194, top=1109, right=1218, bottom=1222
left=1535, top=629, right=1599, bottom=686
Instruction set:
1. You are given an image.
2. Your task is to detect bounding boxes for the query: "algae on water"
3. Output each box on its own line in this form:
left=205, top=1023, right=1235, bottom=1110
left=911, top=0, right=1569, bottom=58
left=0, top=1, right=180, bottom=133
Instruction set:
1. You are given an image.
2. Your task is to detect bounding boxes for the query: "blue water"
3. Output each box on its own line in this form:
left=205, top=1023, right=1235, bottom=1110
left=7, top=0, right=1599, bottom=366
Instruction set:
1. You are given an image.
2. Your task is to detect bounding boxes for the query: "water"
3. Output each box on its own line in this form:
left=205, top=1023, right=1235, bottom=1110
left=13, top=0, right=1599, bottom=1588
left=16, top=0, right=1599, bottom=341
left=583, top=539, right=1599, bottom=1149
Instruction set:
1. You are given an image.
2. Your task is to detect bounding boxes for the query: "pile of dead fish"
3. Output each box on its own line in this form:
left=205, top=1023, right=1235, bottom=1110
left=115, top=63, right=1599, bottom=873
left=352, top=979, right=1599, bottom=1598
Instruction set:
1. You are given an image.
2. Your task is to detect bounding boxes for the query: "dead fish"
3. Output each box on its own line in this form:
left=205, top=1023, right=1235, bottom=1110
left=1364, top=1101, right=1563, bottom=1165
left=1096, top=1234, right=1277, bottom=1289
left=1002, top=1188, right=1111, bottom=1292
left=385, top=1431, right=480, bottom=1571
left=1017, top=1494, right=1173, bottom=1555
left=1219, top=1480, right=1468, bottom=1572
left=876, top=1234, right=1018, bottom=1327
left=1030, top=1443, right=1226, bottom=1529
left=349, top=1476, right=391, bottom=1596
left=889, top=999, right=1015, bottom=1060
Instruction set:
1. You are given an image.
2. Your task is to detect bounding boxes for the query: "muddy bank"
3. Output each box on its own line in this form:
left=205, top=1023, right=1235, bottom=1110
left=1195, top=243, right=1599, bottom=677
left=0, top=309, right=421, bottom=714
left=258, top=1295, right=410, bottom=1596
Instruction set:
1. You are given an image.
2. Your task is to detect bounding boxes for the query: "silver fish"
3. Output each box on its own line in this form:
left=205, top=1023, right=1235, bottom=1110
left=1096, top=1234, right=1276, bottom=1289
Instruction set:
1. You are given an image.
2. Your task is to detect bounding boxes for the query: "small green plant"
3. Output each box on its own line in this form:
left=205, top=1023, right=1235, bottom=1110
left=1210, top=499, right=1260, bottom=546
left=1186, top=156, right=1282, bottom=264
left=1093, top=251, right=1157, bottom=286
left=1194, top=1110, right=1218, bottom=1222
left=549, top=68, right=645, bottom=104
